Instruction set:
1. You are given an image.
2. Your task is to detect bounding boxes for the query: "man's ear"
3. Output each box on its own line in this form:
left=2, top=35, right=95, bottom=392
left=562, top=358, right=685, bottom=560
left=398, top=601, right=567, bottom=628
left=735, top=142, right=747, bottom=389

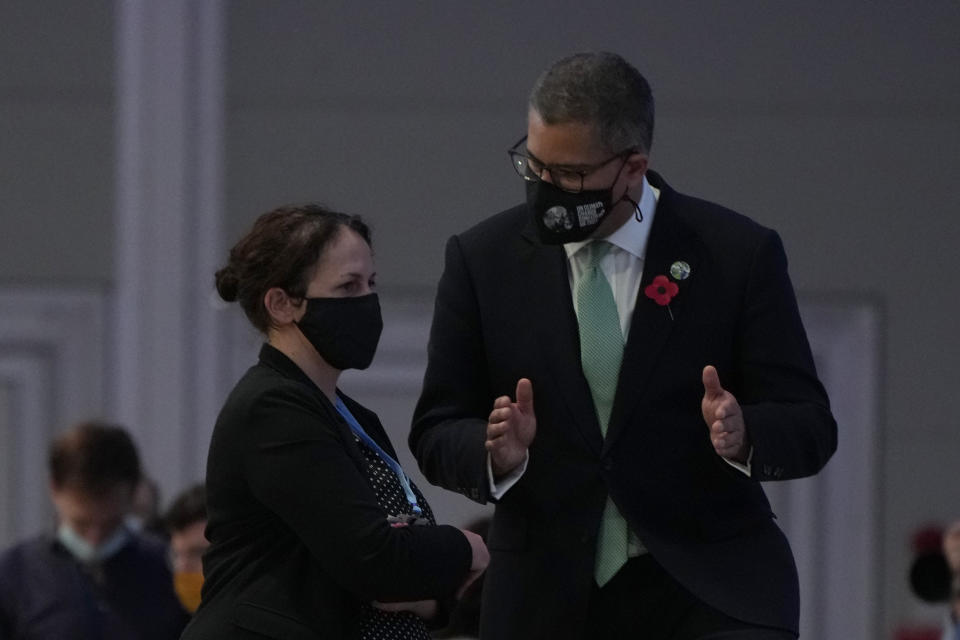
left=263, top=287, right=301, bottom=326
left=623, top=152, right=649, bottom=188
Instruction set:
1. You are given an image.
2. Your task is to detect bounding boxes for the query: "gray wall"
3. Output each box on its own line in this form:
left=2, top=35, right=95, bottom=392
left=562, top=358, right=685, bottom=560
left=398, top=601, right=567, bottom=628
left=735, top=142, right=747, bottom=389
left=2, top=1, right=959, bottom=636
left=0, top=1, right=114, bottom=283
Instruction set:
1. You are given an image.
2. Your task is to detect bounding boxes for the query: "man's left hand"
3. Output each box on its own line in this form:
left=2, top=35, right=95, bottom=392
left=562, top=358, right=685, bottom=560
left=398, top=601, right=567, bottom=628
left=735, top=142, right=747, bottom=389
left=702, top=365, right=750, bottom=464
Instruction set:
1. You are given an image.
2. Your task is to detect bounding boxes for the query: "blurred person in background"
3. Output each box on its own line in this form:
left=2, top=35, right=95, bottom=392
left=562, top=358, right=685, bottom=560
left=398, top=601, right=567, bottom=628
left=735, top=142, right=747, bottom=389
left=943, top=520, right=960, bottom=640
left=903, top=521, right=960, bottom=640
left=162, top=483, right=208, bottom=614
left=129, top=474, right=166, bottom=538
left=180, top=204, right=487, bottom=640
left=0, top=421, right=190, bottom=639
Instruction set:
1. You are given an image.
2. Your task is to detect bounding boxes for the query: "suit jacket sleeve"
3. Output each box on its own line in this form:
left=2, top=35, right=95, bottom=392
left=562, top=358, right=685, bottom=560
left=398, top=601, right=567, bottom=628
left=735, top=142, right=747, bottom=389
left=242, top=383, right=472, bottom=602
left=410, top=234, right=493, bottom=504
left=735, top=229, right=837, bottom=480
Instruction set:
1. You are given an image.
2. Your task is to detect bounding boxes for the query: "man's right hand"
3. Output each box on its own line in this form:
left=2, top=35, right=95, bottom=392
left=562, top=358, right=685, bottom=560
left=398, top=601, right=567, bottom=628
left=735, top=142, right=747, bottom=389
left=485, top=378, right=536, bottom=478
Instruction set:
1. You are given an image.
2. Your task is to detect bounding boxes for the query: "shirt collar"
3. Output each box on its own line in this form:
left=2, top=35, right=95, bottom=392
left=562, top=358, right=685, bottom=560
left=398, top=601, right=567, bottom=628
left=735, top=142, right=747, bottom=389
left=564, top=174, right=659, bottom=261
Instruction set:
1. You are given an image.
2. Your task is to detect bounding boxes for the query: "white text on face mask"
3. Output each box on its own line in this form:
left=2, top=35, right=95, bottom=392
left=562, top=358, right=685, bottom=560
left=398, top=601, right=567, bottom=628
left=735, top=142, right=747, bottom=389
left=576, top=202, right=605, bottom=226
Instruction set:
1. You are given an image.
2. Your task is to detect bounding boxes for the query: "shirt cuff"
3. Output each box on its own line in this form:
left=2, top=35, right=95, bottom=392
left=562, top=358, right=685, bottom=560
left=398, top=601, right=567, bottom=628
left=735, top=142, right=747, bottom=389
left=488, top=452, right=529, bottom=499
left=723, top=446, right=753, bottom=476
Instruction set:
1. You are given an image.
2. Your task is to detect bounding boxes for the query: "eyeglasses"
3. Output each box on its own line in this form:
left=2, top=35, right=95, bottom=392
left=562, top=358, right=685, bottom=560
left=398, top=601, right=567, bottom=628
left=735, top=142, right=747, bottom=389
left=507, top=136, right=634, bottom=193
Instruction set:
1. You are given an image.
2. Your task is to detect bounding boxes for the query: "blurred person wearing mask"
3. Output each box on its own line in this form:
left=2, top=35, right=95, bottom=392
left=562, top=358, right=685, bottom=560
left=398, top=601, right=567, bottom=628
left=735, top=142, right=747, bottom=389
left=180, top=204, right=488, bottom=640
left=0, top=421, right=190, bottom=639
left=162, top=483, right=208, bottom=614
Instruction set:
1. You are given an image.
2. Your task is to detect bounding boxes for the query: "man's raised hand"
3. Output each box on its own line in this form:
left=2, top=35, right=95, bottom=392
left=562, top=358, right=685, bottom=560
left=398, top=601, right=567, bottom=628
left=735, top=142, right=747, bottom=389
left=702, top=365, right=749, bottom=464
left=485, top=378, right=536, bottom=478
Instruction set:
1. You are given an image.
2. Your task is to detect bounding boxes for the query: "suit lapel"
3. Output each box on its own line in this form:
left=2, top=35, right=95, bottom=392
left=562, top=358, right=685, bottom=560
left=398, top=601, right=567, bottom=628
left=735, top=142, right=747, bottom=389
left=519, top=223, right=604, bottom=456
left=604, top=176, right=702, bottom=453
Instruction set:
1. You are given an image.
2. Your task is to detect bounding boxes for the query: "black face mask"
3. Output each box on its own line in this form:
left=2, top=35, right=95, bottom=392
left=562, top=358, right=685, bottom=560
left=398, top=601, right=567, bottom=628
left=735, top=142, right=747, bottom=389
left=295, top=293, right=383, bottom=371
left=527, top=180, right=617, bottom=244
left=526, top=154, right=636, bottom=244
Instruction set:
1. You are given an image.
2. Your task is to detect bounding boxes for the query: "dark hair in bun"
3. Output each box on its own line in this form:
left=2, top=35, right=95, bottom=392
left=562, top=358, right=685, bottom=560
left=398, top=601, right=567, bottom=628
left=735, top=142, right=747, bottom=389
left=215, top=203, right=371, bottom=333
left=215, top=266, right=241, bottom=302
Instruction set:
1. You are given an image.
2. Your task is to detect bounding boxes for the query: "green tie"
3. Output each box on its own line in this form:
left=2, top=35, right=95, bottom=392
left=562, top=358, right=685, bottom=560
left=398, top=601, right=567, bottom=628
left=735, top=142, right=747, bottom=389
left=576, top=241, right=630, bottom=587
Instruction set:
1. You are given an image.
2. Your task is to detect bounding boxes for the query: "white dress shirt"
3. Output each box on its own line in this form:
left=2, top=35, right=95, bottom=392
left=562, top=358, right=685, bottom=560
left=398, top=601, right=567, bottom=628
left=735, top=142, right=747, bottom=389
left=565, top=174, right=658, bottom=337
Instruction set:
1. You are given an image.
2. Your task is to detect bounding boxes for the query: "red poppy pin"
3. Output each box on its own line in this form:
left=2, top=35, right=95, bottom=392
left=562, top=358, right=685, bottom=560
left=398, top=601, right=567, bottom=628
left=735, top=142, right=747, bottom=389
left=644, top=275, right=678, bottom=307
left=645, top=261, right=688, bottom=321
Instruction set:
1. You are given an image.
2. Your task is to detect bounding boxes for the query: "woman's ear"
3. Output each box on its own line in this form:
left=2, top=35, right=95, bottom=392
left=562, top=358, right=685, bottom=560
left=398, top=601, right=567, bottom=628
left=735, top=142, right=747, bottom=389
left=263, top=288, right=302, bottom=326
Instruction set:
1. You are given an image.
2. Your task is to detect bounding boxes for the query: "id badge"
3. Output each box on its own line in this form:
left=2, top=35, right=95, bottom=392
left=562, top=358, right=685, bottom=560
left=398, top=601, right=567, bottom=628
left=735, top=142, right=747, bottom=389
left=387, top=514, right=429, bottom=527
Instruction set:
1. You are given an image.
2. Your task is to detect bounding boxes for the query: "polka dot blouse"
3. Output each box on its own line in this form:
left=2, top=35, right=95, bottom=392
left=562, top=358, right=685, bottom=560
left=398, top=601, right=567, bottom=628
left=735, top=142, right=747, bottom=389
left=355, top=433, right=437, bottom=640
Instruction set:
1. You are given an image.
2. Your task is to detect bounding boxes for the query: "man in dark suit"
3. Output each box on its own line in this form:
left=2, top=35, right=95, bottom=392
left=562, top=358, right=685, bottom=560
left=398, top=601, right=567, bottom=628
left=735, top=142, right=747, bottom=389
left=410, top=51, right=837, bottom=639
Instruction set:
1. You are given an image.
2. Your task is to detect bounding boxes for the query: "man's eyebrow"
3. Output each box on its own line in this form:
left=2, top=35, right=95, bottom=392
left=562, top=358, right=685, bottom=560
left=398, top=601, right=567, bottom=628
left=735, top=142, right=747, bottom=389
left=526, top=149, right=592, bottom=172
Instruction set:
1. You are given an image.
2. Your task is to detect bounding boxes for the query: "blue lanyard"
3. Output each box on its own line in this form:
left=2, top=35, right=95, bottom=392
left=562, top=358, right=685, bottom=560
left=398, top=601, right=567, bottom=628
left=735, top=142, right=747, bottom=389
left=335, top=397, right=422, bottom=516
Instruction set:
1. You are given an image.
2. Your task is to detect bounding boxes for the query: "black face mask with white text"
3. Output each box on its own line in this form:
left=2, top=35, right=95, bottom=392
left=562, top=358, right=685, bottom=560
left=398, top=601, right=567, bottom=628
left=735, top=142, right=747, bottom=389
left=295, top=293, right=383, bottom=371
left=526, top=153, right=640, bottom=245
left=526, top=179, right=618, bottom=244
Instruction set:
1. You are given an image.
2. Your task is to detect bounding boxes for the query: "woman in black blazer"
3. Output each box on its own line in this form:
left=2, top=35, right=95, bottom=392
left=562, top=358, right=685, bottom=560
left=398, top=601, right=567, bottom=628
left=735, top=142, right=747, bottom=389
left=181, top=204, right=487, bottom=639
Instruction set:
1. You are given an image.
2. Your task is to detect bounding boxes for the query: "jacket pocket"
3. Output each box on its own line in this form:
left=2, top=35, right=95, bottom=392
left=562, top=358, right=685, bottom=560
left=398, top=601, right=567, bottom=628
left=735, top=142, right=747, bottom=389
left=230, top=601, right=321, bottom=640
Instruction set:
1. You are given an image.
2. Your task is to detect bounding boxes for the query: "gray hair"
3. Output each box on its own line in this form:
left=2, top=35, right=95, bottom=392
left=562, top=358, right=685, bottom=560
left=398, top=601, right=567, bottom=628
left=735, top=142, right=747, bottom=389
left=529, top=51, right=655, bottom=155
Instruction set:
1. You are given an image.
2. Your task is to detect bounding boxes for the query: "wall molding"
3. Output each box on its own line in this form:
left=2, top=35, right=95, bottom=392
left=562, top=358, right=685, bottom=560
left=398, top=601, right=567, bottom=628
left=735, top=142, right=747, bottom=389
left=112, top=0, right=226, bottom=497
left=766, top=296, right=883, bottom=639
left=0, top=287, right=107, bottom=546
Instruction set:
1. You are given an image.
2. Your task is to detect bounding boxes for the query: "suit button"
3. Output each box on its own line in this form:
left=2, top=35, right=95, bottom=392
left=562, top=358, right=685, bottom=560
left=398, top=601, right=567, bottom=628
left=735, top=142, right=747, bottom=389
left=602, top=460, right=614, bottom=472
